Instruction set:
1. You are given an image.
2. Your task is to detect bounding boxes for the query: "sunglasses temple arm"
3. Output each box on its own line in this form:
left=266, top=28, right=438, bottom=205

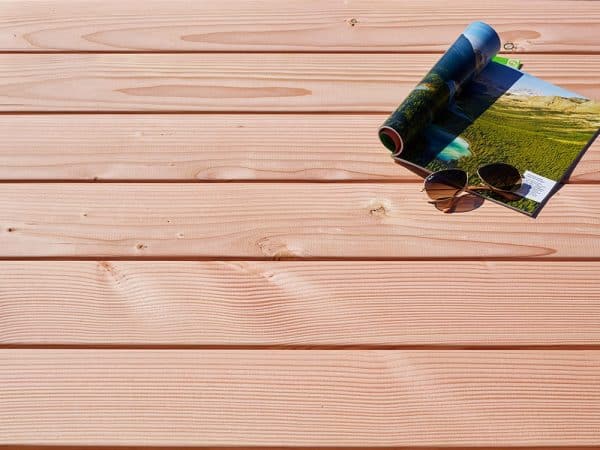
left=444, top=192, right=461, bottom=213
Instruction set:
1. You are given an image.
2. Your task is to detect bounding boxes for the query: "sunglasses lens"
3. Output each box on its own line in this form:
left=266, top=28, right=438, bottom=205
left=478, top=163, right=521, bottom=192
left=423, top=169, right=467, bottom=201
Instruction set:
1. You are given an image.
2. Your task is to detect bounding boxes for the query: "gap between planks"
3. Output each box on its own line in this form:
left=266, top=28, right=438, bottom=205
left=1, top=448, right=599, bottom=450
left=6, top=345, right=600, bottom=351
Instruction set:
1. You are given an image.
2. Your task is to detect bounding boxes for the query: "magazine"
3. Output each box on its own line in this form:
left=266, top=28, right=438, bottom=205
left=379, top=21, right=599, bottom=215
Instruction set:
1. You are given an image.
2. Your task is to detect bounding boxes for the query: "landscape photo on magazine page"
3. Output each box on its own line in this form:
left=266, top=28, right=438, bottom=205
left=401, top=60, right=600, bottom=215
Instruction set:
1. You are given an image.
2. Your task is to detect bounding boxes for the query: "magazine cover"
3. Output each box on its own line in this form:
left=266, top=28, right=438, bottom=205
left=379, top=22, right=600, bottom=215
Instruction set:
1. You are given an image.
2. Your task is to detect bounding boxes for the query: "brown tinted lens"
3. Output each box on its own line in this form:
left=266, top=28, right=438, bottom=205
left=424, top=169, right=467, bottom=201
left=478, top=163, right=521, bottom=192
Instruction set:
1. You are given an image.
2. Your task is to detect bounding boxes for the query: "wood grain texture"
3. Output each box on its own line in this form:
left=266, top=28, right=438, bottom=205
left=0, top=183, right=598, bottom=259
left=0, top=114, right=597, bottom=182
left=1, top=1, right=598, bottom=448
left=0, top=54, right=598, bottom=111
left=1, top=0, right=599, bottom=52
left=1, top=261, right=600, bottom=346
left=3, top=349, right=600, bottom=446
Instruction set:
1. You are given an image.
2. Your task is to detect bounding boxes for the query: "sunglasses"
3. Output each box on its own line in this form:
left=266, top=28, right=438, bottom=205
left=422, top=163, right=522, bottom=213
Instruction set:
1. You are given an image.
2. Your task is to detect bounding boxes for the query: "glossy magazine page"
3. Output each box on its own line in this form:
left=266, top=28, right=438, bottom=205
left=379, top=22, right=600, bottom=216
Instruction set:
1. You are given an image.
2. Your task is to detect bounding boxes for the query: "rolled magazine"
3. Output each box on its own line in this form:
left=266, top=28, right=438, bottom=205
left=379, top=22, right=500, bottom=154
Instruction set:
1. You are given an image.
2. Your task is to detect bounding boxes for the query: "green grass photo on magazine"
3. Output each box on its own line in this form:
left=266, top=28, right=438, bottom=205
left=400, top=62, right=600, bottom=214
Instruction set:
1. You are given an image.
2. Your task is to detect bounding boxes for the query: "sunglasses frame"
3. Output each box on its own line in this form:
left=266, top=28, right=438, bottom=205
left=416, top=161, right=523, bottom=213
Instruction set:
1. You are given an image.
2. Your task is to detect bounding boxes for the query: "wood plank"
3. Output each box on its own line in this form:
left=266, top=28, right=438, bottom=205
left=0, top=114, right=598, bottom=182
left=1, top=261, right=599, bottom=346
left=0, top=183, right=598, bottom=259
left=0, top=54, right=598, bottom=111
left=2, top=349, right=600, bottom=446
left=1, top=0, right=599, bottom=52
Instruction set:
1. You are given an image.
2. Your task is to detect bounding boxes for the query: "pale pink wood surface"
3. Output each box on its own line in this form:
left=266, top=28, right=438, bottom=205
left=0, top=114, right=597, bottom=182
left=1, top=0, right=599, bottom=447
left=0, top=0, right=598, bottom=52
left=0, top=54, right=598, bottom=111
left=0, top=183, right=598, bottom=259
left=3, top=350, right=600, bottom=447
left=2, top=261, right=600, bottom=346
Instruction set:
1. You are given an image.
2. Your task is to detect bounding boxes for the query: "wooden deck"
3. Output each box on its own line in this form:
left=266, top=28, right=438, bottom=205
left=1, top=1, right=599, bottom=447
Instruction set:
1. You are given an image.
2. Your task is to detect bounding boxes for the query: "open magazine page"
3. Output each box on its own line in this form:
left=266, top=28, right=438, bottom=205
left=380, top=22, right=600, bottom=215
left=400, top=61, right=600, bottom=215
